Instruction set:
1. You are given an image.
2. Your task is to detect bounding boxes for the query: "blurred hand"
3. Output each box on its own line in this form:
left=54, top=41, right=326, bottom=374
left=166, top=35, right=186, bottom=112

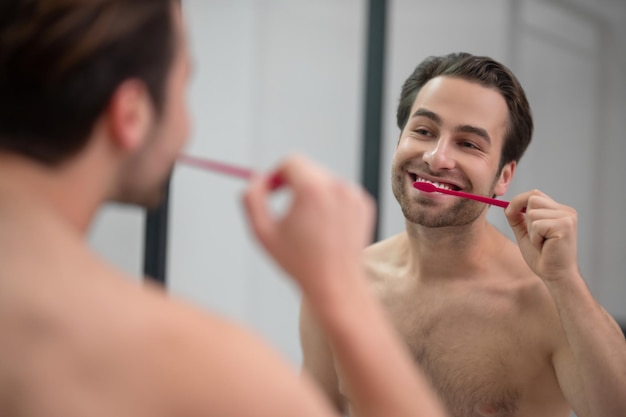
left=242, top=155, right=376, bottom=298
left=505, top=189, right=579, bottom=282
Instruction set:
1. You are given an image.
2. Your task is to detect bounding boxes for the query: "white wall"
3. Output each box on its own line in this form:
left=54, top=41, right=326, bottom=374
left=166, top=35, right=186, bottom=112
left=592, top=18, right=626, bottom=320
left=89, top=204, right=144, bottom=282
left=167, top=0, right=367, bottom=365
left=89, top=0, right=626, bottom=370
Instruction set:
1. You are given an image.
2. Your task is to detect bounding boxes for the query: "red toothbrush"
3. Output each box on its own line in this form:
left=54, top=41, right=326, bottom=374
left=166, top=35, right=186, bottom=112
left=413, top=181, right=525, bottom=213
left=178, top=153, right=284, bottom=189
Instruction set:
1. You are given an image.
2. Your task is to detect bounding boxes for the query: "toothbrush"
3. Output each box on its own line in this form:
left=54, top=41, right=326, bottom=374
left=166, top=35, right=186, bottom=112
left=178, top=153, right=284, bottom=189
left=413, top=181, right=525, bottom=213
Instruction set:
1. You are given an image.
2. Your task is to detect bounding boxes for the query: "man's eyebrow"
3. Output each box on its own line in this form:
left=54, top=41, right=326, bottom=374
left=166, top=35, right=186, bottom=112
left=411, top=108, right=441, bottom=124
left=456, top=125, right=491, bottom=144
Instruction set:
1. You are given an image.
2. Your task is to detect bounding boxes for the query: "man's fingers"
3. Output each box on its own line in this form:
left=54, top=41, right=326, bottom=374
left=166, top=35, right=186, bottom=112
left=506, top=189, right=557, bottom=243
left=505, top=191, right=532, bottom=241
left=242, top=174, right=276, bottom=250
left=272, top=154, right=329, bottom=191
left=524, top=208, right=570, bottom=223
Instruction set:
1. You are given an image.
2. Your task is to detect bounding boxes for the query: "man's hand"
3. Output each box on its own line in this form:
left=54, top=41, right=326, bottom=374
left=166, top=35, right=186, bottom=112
left=242, top=154, right=376, bottom=299
left=505, top=189, right=579, bottom=283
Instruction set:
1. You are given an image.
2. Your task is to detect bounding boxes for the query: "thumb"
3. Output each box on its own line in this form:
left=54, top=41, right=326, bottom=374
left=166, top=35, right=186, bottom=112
left=242, top=173, right=278, bottom=251
left=505, top=193, right=529, bottom=243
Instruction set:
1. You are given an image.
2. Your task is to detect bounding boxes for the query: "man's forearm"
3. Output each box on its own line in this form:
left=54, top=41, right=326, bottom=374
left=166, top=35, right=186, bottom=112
left=547, top=274, right=626, bottom=417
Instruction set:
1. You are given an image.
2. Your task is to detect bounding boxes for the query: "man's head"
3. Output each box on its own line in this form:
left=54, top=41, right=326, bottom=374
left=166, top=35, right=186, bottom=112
left=0, top=0, right=190, bottom=206
left=391, top=53, right=533, bottom=227
left=396, top=52, right=533, bottom=172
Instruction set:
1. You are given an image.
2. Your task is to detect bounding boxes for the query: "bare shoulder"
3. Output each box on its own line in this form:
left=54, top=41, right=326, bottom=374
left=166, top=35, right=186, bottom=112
left=363, top=232, right=407, bottom=262
left=362, top=232, right=409, bottom=286
left=492, top=230, right=553, bottom=302
left=489, top=229, right=566, bottom=347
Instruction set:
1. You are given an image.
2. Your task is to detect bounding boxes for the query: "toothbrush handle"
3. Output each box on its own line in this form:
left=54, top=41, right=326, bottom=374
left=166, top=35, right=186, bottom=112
left=435, top=187, right=525, bottom=213
left=446, top=189, right=509, bottom=208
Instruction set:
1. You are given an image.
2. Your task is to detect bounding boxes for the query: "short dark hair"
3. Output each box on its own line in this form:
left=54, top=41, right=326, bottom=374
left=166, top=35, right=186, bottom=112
left=0, top=0, right=179, bottom=165
left=396, top=52, right=533, bottom=169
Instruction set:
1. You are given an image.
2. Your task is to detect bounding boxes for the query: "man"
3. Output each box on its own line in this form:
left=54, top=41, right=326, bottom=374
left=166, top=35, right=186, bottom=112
left=301, top=52, right=626, bottom=417
left=0, top=1, right=448, bottom=416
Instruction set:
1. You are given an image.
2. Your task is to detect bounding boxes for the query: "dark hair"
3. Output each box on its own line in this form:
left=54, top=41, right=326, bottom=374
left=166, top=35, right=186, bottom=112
left=0, top=0, right=179, bottom=165
left=396, top=52, right=533, bottom=170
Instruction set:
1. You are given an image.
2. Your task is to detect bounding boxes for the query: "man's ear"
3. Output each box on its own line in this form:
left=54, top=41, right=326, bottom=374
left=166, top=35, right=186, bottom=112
left=493, top=160, right=516, bottom=196
left=106, top=80, right=153, bottom=152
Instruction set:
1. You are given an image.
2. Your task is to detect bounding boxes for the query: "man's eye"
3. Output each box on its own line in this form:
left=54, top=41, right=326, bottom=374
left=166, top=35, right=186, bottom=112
left=460, top=141, right=480, bottom=150
left=415, top=129, right=433, bottom=137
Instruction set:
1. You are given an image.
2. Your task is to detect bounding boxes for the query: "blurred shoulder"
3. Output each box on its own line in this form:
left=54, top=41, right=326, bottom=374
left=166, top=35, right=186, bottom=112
left=125, top=285, right=334, bottom=417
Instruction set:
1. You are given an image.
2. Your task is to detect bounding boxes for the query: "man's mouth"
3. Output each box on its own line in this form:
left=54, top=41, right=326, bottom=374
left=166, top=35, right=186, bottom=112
left=410, top=174, right=461, bottom=191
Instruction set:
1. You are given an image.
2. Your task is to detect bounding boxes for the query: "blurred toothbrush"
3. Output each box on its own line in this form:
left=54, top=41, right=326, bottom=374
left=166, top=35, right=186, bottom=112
left=178, top=153, right=284, bottom=189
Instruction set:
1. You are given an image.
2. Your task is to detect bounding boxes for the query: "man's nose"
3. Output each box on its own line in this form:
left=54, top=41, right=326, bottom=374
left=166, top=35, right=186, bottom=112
left=423, top=138, right=455, bottom=171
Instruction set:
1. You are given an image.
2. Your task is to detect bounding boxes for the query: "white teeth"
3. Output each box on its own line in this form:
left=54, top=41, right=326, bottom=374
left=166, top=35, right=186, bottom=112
left=415, top=177, right=454, bottom=191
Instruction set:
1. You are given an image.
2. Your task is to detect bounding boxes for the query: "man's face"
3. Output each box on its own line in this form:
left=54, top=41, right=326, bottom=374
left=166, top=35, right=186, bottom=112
left=391, top=76, right=514, bottom=227
left=116, top=3, right=192, bottom=207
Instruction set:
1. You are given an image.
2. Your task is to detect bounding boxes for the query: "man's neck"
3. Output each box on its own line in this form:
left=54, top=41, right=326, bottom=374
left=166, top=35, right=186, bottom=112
left=0, top=153, right=107, bottom=235
left=403, top=215, right=504, bottom=282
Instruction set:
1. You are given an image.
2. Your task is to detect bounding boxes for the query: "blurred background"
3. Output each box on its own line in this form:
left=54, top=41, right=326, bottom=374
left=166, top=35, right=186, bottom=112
left=89, top=0, right=626, bottom=370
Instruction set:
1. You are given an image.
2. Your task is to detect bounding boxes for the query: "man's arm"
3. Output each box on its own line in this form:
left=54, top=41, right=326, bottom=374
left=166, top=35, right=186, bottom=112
left=300, top=297, right=345, bottom=413
left=243, top=155, right=448, bottom=417
left=506, top=190, right=626, bottom=417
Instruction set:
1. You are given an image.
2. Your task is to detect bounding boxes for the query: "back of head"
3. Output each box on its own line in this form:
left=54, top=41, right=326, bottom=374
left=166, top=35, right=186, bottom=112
left=396, top=52, right=533, bottom=170
left=0, top=0, right=178, bottom=166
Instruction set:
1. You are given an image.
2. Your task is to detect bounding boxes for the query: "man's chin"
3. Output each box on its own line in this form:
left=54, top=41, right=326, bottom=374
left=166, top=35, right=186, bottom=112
left=401, top=198, right=486, bottom=228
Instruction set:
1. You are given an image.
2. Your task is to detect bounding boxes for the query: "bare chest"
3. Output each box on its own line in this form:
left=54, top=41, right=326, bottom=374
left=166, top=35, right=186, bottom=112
left=381, top=290, right=551, bottom=417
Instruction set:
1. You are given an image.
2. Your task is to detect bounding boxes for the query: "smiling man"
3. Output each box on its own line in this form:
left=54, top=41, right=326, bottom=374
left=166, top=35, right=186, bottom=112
left=300, top=52, right=626, bottom=417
